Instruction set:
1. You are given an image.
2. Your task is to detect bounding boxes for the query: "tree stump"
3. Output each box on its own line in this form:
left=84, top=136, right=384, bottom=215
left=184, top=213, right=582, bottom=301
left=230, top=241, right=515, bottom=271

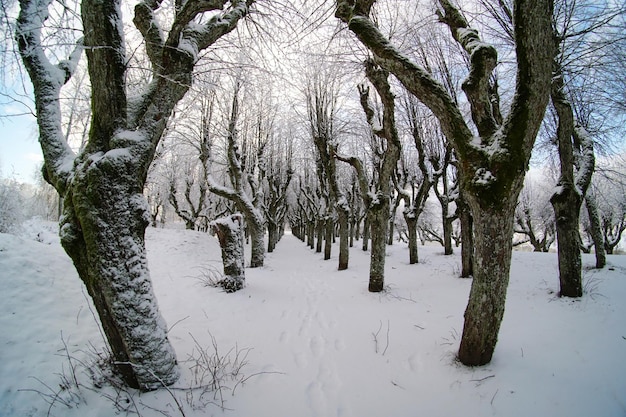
left=212, top=214, right=246, bottom=292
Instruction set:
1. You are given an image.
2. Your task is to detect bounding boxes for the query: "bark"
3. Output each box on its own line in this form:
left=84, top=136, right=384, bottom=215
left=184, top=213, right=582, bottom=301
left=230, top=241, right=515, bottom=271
left=550, top=185, right=582, bottom=296
left=212, top=214, right=246, bottom=292
left=61, top=157, right=179, bottom=390
left=458, top=201, right=515, bottom=364
left=368, top=193, right=389, bottom=292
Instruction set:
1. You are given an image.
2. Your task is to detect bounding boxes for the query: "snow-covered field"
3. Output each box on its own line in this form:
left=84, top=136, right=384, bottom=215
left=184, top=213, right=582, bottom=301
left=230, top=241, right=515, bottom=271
left=1, top=220, right=625, bottom=417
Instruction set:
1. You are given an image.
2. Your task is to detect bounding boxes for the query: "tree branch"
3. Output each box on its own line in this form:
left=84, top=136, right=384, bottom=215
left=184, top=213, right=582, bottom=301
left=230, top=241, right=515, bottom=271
left=437, top=0, right=500, bottom=137
left=15, top=0, right=79, bottom=192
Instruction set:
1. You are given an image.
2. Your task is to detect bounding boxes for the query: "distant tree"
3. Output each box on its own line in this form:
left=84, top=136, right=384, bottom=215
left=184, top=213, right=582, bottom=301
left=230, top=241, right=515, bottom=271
left=0, top=175, right=25, bottom=233
left=206, top=83, right=266, bottom=267
left=259, top=140, right=294, bottom=253
left=306, top=70, right=351, bottom=269
left=514, top=176, right=555, bottom=252
left=592, top=164, right=626, bottom=254
left=337, top=59, right=401, bottom=292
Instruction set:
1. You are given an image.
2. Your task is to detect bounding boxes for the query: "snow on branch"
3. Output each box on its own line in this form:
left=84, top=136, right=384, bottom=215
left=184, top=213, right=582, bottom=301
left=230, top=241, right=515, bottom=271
left=15, top=0, right=79, bottom=191
left=573, top=124, right=595, bottom=195
left=133, top=1, right=166, bottom=67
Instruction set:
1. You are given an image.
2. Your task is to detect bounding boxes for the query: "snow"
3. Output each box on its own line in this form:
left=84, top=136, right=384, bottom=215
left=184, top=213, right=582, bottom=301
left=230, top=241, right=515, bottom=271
left=473, top=167, right=496, bottom=186
left=1, top=219, right=626, bottom=417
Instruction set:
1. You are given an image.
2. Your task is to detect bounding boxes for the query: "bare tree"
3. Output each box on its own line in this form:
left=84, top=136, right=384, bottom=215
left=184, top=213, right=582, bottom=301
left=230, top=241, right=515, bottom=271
left=336, top=0, right=554, bottom=365
left=514, top=176, right=556, bottom=252
left=338, top=59, right=401, bottom=291
left=306, top=71, right=351, bottom=269
left=206, top=83, right=266, bottom=267
left=16, top=0, right=254, bottom=389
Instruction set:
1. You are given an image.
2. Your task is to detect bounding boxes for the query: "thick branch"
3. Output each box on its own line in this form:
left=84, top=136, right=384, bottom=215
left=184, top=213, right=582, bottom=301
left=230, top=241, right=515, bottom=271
left=437, top=0, right=500, bottom=137
left=15, top=0, right=80, bottom=192
left=573, top=125, right=594, bottom=196
left=82, top=0, right=128, bottom=153
left=336, top=1, right=474, bottom=158
left=133, top=1, right=165, bottom=67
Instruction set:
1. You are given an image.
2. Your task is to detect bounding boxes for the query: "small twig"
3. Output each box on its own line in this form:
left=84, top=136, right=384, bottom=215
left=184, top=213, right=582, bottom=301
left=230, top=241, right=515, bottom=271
left=59, top=332, right=80, bottom=392
left=413, top=324, right=425, bottom=330
left=470, top=374, right=495, bottom=385
left=167, top=315, right=190, bottom=334
left=391, top=380, right=406, bottom=390
left=145, top=368, right=187, bottom=417
left=383, top=320, right=390, bottom=356
left=372, top=321, right=383, bottom=354
left=232, top=371, right=285, bottom=395
left=491, top=389, right=499, bottom=405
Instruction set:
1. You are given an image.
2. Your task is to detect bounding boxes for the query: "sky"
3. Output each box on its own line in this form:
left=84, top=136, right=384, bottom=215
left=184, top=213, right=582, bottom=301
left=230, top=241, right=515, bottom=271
left=0, top=113, right=42, bottom=184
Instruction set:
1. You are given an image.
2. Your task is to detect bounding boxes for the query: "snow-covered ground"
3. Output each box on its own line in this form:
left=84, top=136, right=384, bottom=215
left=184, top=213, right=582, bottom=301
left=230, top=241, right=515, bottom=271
left=1, top=220, right=625, bottom=417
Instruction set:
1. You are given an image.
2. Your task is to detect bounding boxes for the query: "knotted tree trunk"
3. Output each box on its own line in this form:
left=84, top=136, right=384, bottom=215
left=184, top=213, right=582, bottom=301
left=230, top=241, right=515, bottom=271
left=213, top=214, right=246, bottom=293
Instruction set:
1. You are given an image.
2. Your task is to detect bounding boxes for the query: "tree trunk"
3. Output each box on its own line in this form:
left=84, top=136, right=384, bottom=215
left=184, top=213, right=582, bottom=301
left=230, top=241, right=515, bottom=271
left=443, top=215, right=454, bottom=255
left=458, top=201, right=515, bottom=365
left=362, top=216, right=370, bottom=251
left=405, top=213, right=419, bottom=264
left=551, top=185, right=583, bottom=297
left=349, top=217, right=355, bottom=247
left=324, top=216, right=333, bottom=260
left=248, top=218, right=265, bottom=268
left=316, top=218, right=324, bottom=253
left=459, top=198, right=474, bottom=278
left=368, top=199, right=389, bottom=292
left=338, top=207, right=350, bottom=270
left=213, top=214, right=245, bottom=292
left=267, top=221, right=277, bottom=253
left=585, top=191, right=606, bottom=268
left=307, top=220, right=315, bottom=249
left=61, top=161, right=179, bottom=390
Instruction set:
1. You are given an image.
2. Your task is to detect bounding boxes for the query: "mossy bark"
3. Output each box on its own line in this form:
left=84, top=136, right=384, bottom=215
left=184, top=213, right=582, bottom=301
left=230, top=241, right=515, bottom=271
left=458, top=199, right=516, bottom=365
left=61, top=156, right=179, bottom=390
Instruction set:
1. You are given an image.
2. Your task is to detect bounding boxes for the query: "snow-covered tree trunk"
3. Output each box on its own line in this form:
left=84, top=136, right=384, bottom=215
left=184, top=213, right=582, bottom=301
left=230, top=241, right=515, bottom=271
left=212, top=214, right=246, bottom=292
left=549, top=62, right=595, bottom=297
left=584, top=182, right=605, bottom=268
left=17, top=0, right=253, bottom=389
